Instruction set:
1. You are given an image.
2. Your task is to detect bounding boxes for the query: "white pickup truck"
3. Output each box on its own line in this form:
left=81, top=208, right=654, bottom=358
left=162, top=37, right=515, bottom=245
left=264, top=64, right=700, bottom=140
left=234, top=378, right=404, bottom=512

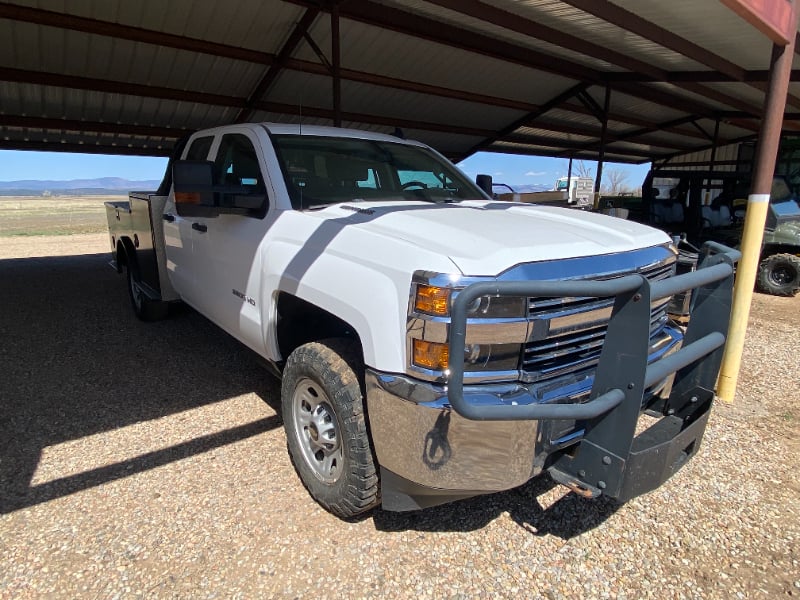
left=105, top=123, right=739, bottom=518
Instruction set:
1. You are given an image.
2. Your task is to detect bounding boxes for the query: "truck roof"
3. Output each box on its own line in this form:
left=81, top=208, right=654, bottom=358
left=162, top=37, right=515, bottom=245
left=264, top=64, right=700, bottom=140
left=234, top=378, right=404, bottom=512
left=262, top=123, right=427, bottom=146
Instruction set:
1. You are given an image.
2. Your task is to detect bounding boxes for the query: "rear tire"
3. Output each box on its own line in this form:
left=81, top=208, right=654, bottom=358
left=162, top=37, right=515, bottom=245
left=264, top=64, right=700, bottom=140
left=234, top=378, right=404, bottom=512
left=127, top=266, right=169, bottom=321
left=281, top=338, right=379, bottom=518
left=756, top=253, right=800, bottom=297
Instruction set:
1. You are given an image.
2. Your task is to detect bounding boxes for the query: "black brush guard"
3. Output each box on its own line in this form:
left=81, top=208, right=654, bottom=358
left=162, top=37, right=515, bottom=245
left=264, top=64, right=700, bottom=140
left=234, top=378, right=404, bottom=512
left=447, top=242, right=740, bottom=502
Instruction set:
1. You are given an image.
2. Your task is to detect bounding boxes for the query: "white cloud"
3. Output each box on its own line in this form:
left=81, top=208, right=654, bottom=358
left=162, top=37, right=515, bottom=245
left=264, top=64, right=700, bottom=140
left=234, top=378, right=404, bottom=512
left=525, top=171, right=546, bottom=177
left=493, top=171, right=504, bottom=176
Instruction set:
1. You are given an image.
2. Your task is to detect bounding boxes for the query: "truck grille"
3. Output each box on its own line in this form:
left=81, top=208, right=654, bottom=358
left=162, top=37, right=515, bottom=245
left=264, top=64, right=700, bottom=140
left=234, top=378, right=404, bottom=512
left=522, top=259, right=675, bottom=383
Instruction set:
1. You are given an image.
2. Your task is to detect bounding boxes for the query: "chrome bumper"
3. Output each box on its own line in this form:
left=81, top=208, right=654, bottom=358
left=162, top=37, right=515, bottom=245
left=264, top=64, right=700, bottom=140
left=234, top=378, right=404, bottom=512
left=366, top=370, right=540, bottom=510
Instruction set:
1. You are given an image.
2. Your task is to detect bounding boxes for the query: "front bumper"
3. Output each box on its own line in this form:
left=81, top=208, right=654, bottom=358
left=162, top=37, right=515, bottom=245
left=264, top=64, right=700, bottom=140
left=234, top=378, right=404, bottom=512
left=366, top=371, right=540, bottom=511
left=369, top=242, right=739, bottom=512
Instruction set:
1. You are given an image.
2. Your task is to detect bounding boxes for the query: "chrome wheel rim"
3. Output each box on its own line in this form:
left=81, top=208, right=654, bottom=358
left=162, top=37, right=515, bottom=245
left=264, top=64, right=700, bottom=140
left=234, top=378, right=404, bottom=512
left=291, top=378, right=342, bottom=484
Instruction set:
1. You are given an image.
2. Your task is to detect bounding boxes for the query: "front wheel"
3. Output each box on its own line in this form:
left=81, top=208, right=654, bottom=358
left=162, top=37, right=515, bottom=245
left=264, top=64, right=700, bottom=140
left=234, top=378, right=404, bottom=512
left=281, top=339, right=379, bottom=518
left=756, top=253, right=800, bottom=296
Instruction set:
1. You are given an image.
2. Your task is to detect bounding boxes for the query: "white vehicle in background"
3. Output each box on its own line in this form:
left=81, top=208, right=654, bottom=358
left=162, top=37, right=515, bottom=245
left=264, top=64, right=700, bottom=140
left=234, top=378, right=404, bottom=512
left=555, top=176, right=594, bottom=208
left=105, top=123, right=739, bottom=519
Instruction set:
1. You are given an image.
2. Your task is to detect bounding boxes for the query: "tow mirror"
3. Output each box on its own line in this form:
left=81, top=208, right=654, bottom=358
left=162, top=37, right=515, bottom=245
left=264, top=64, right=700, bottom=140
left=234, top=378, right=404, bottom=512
left=476, top=174, right=493, bottom=197
left=173, top=160, right=266, bottom=217
left=173, top=160, right=218, bottom=217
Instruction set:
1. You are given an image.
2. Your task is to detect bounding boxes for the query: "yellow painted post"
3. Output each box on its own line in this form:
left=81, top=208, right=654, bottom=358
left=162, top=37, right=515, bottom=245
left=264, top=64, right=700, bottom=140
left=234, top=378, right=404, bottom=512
left=716, top=197, right=770, bottom=402
left=717, top=19, right=796, bottom=402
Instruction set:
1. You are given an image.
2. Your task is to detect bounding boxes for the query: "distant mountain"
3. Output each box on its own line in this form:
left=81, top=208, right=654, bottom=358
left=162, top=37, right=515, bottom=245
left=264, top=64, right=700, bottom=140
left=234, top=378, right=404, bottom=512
left=0, top=177, right=161, bottom=194
left=493, top=183, right=553, bottom=193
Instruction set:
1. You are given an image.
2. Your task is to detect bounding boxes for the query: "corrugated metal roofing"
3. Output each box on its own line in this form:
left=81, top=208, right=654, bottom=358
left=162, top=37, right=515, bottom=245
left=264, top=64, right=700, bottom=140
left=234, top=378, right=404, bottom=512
left=1, top=0, right=798, bottom=164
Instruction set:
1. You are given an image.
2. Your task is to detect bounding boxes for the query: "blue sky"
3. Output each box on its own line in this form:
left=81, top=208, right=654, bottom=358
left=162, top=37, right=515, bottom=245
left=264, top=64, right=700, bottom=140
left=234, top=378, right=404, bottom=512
left=0, top=149, right=651, bottom=190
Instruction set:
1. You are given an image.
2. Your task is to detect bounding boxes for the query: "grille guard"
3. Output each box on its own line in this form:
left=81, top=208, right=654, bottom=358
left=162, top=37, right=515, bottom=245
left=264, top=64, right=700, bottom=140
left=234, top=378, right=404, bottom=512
left=447, top=241, right=739, bottom=421
left=447, top=241, right=740, bottom=501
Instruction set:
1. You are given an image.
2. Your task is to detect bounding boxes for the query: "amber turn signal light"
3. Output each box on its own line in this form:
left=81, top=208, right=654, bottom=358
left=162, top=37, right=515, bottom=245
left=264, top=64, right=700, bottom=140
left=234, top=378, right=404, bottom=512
left=414, top=285, right=450, bottom=316
left=412, top=339, right=450, bottom=370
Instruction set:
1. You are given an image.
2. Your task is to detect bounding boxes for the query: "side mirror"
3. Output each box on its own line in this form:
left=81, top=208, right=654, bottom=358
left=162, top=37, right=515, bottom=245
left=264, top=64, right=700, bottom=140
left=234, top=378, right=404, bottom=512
left=173, top=160, right=218, bottom=217
left=476, top=174, right=493, bottom=197
left=172, top=160, right=266, bottom=217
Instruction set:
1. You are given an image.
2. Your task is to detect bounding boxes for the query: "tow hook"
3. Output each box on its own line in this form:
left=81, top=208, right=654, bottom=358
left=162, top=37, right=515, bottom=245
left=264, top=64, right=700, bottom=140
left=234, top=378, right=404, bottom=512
left=548, top=466, right=602, bottom=499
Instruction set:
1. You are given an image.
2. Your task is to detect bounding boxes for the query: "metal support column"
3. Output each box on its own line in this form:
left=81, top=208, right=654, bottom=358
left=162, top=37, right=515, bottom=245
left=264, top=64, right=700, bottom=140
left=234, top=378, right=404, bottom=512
left=331, top=3, right=342, bottom=127
left=566, top=155, right=573, bottom=199
left=718, top=21, right=797, bottom=402
left=593, top=86, right=611, bottom=209
left=706, top=117, right=721, bottom=202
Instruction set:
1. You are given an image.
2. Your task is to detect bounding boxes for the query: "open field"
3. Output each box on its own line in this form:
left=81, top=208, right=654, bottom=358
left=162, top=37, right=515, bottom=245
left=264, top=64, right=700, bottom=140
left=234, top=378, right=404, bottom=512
left=0, top=196, right=117, bottom=237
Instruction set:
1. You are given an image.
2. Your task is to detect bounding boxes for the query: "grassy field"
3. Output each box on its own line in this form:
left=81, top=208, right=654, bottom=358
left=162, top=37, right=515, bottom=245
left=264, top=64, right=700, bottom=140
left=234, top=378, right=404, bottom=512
left=0, top=196, right=117, bottom=236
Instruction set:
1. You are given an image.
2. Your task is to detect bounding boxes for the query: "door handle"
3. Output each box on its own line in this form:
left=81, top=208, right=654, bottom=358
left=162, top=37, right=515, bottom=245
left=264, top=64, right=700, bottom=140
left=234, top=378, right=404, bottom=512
left=163, top=213, right=176, bottom=222
left=192, top=222, right=208, bottom=232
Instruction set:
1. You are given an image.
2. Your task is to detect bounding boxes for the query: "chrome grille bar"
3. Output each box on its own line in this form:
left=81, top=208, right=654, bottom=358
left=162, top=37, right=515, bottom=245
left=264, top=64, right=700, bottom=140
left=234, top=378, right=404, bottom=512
left=522, top=254, right=676, bottom=383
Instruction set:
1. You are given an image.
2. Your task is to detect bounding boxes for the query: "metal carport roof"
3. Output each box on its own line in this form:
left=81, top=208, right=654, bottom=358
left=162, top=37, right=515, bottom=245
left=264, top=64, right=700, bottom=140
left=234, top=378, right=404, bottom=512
left=0, top=0, right=798, bottom=164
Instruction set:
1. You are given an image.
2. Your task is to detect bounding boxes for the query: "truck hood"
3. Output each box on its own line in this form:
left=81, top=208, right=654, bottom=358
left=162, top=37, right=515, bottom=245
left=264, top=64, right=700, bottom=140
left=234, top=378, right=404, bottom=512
left=303, top=200, right=670, bottom=275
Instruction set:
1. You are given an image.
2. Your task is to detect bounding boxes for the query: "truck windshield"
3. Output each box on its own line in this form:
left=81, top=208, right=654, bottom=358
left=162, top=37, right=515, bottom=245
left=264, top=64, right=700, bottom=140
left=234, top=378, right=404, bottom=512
left=271, top=135, right=486, bottom=209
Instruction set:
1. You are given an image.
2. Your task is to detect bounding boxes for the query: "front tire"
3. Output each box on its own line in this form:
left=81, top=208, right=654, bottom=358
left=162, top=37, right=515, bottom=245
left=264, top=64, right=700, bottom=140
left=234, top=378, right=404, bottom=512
left=281, top=339, right=379, bottom=518
left=756, top=253, right=800, bottom=296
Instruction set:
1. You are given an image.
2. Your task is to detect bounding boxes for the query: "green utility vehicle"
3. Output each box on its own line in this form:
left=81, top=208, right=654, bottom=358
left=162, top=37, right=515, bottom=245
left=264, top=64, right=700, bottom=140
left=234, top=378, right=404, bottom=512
left=640, top=170, right=800, bottom=296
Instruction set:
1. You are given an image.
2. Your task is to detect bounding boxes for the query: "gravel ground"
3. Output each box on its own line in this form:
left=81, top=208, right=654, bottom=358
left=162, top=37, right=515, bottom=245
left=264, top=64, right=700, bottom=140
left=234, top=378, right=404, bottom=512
left=1, top=233, right=798, bottom=599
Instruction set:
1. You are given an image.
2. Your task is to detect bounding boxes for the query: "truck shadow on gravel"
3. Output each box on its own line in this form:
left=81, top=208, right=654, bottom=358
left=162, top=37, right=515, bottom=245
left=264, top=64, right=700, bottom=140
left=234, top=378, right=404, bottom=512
left=372, top=477, right=621, bottom=539
left=0, top=252, right=283, bottom=514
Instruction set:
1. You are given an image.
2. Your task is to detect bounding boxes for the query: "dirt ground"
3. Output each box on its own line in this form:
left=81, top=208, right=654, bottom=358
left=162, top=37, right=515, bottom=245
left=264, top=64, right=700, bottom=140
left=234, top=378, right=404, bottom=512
left=1, top=232, right=798, bottom=599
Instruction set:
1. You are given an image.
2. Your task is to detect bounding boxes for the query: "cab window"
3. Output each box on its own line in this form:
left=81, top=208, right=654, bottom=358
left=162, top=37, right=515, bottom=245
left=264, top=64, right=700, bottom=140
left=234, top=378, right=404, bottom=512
left=213, top=134, right=268, bottom=217
left=186, top=136, right=214, bottom=161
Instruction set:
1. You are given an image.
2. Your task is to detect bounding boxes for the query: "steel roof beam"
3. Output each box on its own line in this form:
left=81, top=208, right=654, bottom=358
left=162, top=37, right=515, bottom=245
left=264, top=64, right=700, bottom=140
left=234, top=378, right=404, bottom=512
left=657, top=134, right=757, bottom=164
left=0, top=2, right=540, bottom=115
left=464, top=83, right=588, bottom=156
left=522, top=120, right=727, bottom=148
left=0, top=66, right=247, bottom=107
left=284, top=0, right=744, bottom=118
left=235, top=7, right=321, bottom=122
left=607, top=70, right=800, bottom=83
left=0, top=116, right=189, bottom=138
left=0, top=140, right=173, bottom=157
left=560, top=0, right=747, bottom=81
left=0, top=2, right=275, bottom=64
left=424, top=0, right=666, bottom=79
left=425, top=0, right=780, bottom=115
left=489, top=134, right=686, bottom=158
left=504, top=132, right=692, bottom=153
left=0, top=68, right=494, bottom=139
left=0, top=1, right=759, bottom=131
left=480, top=146, right=654, bottom=165
left=561, top=0, right=800, bottom=111
left=559, top=102, right=712, bottom=141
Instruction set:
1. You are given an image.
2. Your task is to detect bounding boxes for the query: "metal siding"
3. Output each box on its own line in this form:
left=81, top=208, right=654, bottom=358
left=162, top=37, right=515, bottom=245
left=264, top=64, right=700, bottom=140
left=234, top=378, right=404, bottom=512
left=9, top=0, right=305, bottom=54
left=267, top=71, right=524, bottom=132
left=293, top=17, right=576, bottom=106
left=610, top=0, right=776, bottom=71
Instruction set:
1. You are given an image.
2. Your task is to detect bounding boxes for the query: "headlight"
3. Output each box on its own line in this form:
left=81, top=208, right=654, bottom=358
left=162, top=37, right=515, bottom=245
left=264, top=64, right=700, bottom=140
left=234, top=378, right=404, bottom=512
left=461, top=294, right=527, bottom=319
left=414, top=284, right=527, bottom=319
left=462, top=343, right=520, bottom=371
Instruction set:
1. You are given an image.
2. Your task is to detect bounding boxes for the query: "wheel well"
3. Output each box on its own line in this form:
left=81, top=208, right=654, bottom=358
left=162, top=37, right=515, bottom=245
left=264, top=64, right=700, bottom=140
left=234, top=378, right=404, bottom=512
left=116, top=238, right=136, bottom=269
left=276, top=292, right=362, bottom=360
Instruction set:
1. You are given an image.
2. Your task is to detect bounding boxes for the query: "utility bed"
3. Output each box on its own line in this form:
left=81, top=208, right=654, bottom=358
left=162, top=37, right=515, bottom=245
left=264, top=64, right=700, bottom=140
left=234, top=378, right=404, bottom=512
left=104, top=192, right=178, bottom=302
